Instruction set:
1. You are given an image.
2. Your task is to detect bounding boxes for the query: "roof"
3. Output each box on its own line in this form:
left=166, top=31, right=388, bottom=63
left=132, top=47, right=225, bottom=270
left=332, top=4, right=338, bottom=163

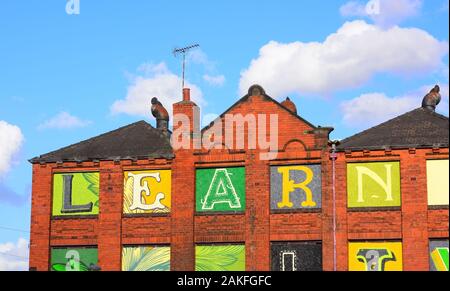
left=29, top=121, right=174, bottom=163
left=337, top=107, right=449, bottom=151
left=30, top=85, right=331, bottom=164
left=202, top=84, right=332, bottom=133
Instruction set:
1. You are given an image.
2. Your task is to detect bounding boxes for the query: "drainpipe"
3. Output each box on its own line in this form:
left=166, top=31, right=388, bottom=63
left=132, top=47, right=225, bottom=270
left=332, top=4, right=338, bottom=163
left=329, top=140, right=339, bottom=271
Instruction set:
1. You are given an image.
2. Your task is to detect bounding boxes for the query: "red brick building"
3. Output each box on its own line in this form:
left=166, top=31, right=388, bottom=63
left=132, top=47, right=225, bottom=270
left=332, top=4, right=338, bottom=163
left=28, top=84, right=449, bottom=271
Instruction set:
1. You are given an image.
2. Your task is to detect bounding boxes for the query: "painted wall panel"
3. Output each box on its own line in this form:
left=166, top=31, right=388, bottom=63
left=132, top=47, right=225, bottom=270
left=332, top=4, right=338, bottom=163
left=123, top=170, right=171, bottom=214
left=348, top=242, right=403, bottom=271
left=271, top=241, right=322, bottom=271
left=427, top=160, right=449, bottom=206
left=195, top=245, right=245, bottom=271
left=52, top=172, right=99, bottom=216
left=50, top=247, right=98, bottom=271
left=347, top=162, right=401, bottom=208
left=122, top=246, right=170, bottom=271
left=270, top=165, right=322, bottom=210
left=196, top=167, right=245, bottom=212
left=429, top=240, right=449, bottom=271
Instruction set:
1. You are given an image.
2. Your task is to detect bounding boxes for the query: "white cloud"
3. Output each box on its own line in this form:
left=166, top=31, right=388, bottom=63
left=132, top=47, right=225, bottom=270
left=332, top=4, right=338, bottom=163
left=341, top=92, right=417, bottom=127
left=203, top=74, right=225, bottom=86
left=340, top=1, right=367, bottom=17
left=0, top=121, right=24, bottom=176
left=38, top=112, right=91, bottom=130
left=187, top=48, right=216, bottom=71
left=0, top=238, right=29, bottom=271
left=111, top=62, right=205, bottom=118
left=341, top=83, right=449, bottom=128
left=340, top=0, right=423, bottom=28
left=239, top=20, right=448, bottom=98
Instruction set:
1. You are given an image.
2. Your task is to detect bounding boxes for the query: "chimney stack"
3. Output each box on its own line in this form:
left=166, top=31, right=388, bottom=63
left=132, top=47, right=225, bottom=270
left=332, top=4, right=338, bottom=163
left=183, top=88, right=191, bottom=102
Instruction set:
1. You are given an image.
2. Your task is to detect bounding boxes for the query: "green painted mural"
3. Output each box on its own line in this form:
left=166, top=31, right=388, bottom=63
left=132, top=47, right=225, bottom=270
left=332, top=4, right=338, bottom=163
left=347, top=162, right=401, bottom=208
left=195, top=245, right=245, bottom=271
left=50, top=247, right=98, bottom=271
left=122, top=246, right=170, bottom=271
left=196, top=167, right=245, bottom=212
left=52, top=172, right=99, bottom=216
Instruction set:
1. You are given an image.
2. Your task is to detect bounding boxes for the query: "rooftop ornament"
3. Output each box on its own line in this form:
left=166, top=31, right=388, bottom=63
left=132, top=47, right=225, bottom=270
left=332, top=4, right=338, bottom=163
left=422, top=85, right=441, bottom=111
left=151, top=97, right=169, bottom=131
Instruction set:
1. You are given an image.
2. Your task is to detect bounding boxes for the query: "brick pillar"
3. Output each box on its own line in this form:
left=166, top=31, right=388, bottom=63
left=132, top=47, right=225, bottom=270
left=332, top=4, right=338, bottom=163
left=401, top=151, right=429, bottom=270
left=171, top=90, right=198, bottom=270
left=245, top=150, right=270, bottom=271
left=334, top=156, right=349, bottom=270
left=98, top=161, right=123, bottom=271
left=321, top=151, right=334, bottom=271
left=29, top=163, right=53, bottom=271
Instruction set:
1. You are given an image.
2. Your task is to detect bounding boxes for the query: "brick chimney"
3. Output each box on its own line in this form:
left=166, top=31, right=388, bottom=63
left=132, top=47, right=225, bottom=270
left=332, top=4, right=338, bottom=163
left=173, top=88, right=200, bottom=145
left=183, top=88, right=191, bottom=102
left=170, top=87, right=200, bottom=270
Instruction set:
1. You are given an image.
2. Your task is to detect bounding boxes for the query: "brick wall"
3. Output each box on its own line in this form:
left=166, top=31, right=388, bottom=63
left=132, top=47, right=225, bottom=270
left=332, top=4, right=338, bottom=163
left=28, top=93, right=449, bottom=271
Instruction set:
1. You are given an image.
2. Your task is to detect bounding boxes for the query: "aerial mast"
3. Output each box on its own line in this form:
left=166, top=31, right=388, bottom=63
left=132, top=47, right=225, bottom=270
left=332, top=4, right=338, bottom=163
left=173, top=43, right=200, bottom=89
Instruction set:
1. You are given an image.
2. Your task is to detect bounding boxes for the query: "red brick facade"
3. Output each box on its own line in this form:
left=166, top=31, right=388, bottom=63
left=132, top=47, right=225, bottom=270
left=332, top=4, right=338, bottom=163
left=29, top=89, right=449, bottom=271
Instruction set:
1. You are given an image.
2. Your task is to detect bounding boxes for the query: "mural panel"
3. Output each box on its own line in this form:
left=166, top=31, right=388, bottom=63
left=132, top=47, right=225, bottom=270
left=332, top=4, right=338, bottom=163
left=348, top=242, right=402, bottom=271
left=270, top=165, right=322, bottom=210
left=347, top=162, right=401, bottom=208
left=123, top=170, right=171, bottom=214
left=52, top=172, right=99, bottom=216
left=429, top=240, right=449, bottom=271
left=50, top=247, right=98, bottom=271
left=271, top=241, right=322, bottom=271
left=196, top=167, right=245, bottom=212
left=195, top=244, right=245, bottom=271
left=427, top=160, right=449, bottom=206
left=122, top=246, right=170, bottom=271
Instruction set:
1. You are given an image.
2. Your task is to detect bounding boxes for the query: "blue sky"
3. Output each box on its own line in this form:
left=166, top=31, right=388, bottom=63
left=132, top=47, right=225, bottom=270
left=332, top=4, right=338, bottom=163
left=0, top=0, right=448, bottom=270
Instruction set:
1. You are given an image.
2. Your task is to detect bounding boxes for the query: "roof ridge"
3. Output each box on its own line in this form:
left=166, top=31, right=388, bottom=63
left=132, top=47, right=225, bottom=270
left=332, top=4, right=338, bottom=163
left=427, top=108, right=450, bottom=121
left=201, top=92, right=318, bottom=133
left=29, top=120, right=151, bottom=162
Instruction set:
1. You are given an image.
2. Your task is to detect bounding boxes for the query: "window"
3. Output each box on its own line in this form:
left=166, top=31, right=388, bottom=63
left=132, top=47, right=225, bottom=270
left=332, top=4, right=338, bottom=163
left=195, top=244, right=245, bottom=271
left=270, top=164, right=322, bottom=211
left=426, top=160, right=449, bottom=206
left=50, top=246, right=98, bottom=271
left=347, top=162, right=401, bottom=208
left=52, top=172, right=99, bottom=217
left=271, top=241, right=322, bottom=271
left=122, top=245, right=170, bottom=271
left=195, top=167, right=245, bottom=213
left=348, top=241, right=402, bottom=271
left=123, top=170, right=171, bottom=214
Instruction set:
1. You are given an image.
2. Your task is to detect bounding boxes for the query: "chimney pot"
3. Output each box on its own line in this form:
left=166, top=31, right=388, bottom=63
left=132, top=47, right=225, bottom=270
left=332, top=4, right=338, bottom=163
left=183, top=88, right=191, bottom=101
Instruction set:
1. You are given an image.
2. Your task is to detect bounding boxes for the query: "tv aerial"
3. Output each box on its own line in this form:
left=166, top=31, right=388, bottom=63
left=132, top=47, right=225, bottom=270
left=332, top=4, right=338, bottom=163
left=173, top=43, right=200, bottom=89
